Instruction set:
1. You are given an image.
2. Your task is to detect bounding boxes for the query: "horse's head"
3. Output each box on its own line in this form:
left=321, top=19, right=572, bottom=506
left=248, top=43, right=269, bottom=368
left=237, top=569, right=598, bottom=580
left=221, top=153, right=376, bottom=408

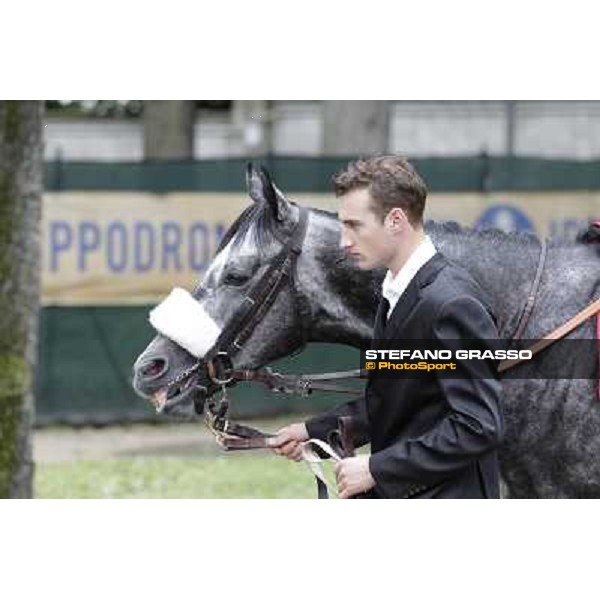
left=132, top=165, right=312, bottom=419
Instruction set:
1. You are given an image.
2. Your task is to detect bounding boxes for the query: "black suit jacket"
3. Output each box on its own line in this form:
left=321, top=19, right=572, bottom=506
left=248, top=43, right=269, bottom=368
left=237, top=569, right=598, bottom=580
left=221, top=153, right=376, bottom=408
left=306, top=253, right=504, bottom=499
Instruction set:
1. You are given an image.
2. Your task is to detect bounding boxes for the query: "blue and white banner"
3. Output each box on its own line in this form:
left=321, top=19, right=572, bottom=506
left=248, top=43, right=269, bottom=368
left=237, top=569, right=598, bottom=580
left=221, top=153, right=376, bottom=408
left=41, top=191, right=600, bottom=305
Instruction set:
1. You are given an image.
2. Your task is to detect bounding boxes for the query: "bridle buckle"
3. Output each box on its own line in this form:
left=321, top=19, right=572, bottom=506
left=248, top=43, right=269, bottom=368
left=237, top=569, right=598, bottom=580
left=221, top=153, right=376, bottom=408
left=207, top=351, right=234, bottom=386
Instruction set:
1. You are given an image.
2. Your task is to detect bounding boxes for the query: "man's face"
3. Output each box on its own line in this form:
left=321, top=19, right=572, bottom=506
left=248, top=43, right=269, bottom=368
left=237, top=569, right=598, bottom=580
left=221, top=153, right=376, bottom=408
left=339, top=187, right=395, bottom=270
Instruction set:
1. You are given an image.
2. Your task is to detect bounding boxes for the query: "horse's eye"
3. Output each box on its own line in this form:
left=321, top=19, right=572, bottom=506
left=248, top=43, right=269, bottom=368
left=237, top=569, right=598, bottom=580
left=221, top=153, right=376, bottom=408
left=223, top=271, right=250, bottom=287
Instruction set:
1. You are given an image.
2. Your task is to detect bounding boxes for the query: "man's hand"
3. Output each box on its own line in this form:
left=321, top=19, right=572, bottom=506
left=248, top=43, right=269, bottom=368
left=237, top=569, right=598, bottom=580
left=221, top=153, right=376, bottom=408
left=335, top=455, right=376, bottom=499
left=267, top=423, right=309, bottom=461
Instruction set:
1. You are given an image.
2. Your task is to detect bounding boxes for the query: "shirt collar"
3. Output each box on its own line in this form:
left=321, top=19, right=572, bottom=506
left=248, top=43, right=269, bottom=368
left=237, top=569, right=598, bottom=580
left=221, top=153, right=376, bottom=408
left=382, top=236, right=437, bottom=310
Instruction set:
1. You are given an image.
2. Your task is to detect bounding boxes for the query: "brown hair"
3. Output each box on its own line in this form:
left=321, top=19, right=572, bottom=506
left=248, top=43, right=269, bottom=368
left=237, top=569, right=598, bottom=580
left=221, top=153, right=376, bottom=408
left=333, top=155, right=428, bottom=226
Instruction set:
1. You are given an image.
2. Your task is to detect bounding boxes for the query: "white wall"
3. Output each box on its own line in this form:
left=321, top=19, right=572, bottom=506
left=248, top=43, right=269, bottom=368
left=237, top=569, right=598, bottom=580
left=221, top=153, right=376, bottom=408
left=44, top=102, right=323, bottom=160
left=272, top=101, right=323, bottom=155
left=514, top=101, right=600, bottom=158
left=45, top=118, right=241, bottom=161
left=390, top=101, right=507, bottom=157
left=193, top=117, right=243, bottom=158
left=44, top=121, right=144, bottom=161
left=44, top=101, right=600, bottom=161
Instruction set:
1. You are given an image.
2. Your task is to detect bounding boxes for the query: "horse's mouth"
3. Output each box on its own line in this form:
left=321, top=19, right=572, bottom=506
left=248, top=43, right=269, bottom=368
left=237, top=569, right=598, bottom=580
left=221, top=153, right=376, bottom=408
left=150, top=371, right=200, bottom=413
left=150, top=388, right=168, bottom=411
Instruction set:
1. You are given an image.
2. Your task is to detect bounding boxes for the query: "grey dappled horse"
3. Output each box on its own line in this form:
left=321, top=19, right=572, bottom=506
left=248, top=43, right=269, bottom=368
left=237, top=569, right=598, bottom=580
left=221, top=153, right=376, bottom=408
left=133, top=166, right=600, bottom=498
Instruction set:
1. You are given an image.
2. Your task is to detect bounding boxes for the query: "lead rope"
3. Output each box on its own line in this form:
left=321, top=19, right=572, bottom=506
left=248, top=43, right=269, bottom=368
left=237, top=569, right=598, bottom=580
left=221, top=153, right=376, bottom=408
left=203, top=383, right=231, bottom=448
left=201, top=381, right=346, bottom=498
left=300, top=439, right=343, bottom=499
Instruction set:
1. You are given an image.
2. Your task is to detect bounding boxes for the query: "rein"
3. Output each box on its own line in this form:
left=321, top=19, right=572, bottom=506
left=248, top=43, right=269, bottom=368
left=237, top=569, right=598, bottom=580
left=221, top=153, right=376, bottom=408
left=509, top=240, right=548, bottom=340
left=202, top=361, right=365, bottom=451
left=498, top=295, right=600, bottom=372
left=498, top=238, right=600, bottom=372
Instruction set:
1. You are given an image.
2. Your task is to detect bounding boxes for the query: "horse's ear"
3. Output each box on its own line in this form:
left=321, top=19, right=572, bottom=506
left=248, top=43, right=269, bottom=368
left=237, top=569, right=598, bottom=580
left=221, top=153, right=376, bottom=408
left=246, top=163, right=264, bottom=203
left=259, top=166, right=292, bottom=223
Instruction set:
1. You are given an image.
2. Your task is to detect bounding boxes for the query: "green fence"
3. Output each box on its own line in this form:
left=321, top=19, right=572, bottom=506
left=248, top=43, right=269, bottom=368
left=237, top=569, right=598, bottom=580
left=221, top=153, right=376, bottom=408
left=44, top=156, right=600, bottom=193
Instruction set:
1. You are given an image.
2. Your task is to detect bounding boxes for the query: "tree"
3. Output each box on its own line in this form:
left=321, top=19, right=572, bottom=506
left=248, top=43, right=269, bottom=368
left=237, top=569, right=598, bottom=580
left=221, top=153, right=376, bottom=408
left=143, top=101, right=195, bottom=160
left=0, top=101, right=43, bottom=498
left=323, top=101, right=390, bottom=155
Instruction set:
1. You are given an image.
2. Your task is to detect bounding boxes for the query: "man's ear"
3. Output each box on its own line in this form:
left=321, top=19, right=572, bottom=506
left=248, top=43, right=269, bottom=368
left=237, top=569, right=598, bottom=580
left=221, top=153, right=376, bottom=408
left=385, top=207, right=408, bottom=231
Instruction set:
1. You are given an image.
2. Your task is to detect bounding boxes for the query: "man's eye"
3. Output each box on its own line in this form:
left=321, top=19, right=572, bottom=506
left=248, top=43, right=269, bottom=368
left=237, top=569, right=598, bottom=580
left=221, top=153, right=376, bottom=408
left=223, top=271, right=250, bottom=286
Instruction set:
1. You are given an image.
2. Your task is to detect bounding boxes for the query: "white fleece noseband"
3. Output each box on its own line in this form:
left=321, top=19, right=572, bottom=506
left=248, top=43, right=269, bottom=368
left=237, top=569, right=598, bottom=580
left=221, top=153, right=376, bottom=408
left=149, top=287, right=221, bottom=358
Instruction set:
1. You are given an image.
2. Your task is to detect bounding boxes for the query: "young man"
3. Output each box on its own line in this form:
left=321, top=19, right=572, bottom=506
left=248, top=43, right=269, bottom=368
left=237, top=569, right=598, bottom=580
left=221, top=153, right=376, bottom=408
left=269, top=156, right=504, bottom=499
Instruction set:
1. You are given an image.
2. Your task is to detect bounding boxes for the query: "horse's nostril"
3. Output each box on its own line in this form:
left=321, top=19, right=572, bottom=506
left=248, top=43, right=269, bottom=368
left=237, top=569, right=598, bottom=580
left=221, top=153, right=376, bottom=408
left=140, top=359, right=167, bottom=379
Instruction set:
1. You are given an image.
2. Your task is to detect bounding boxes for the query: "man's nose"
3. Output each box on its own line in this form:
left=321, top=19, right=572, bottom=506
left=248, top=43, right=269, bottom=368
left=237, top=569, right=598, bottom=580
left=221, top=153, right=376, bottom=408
left=340, top=229, right=352, bottom=250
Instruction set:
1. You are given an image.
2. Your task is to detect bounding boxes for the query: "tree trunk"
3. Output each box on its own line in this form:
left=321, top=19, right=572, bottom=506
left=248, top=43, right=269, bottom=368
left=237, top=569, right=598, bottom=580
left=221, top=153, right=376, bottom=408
left=0, top=101, right=43, bottom=498
left=323, top=101, right=389, bottom=156
left=143, top=101, right=195, bottom=160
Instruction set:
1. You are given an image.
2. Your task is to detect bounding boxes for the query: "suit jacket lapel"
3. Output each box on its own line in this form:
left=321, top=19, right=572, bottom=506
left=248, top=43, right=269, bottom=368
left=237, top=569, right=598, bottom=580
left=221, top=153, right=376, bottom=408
left=383, top=253, right=447, bottom=339
left=383, top=277, right=420, bottom=339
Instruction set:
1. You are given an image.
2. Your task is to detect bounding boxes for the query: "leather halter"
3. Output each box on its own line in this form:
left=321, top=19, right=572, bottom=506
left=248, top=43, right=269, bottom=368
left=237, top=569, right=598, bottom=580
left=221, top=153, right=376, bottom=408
left=185, top=206, right=313, bottom=448
left=204, top=205, right=310, bottom=368
left=161, top=204, right=310, bottom=401
left=162, top=204, right=365, bottom=452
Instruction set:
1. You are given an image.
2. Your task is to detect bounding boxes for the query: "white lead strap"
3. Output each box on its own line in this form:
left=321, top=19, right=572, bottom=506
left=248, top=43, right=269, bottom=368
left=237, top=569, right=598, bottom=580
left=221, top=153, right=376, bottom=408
left=301, top=439, right=342, bottom=499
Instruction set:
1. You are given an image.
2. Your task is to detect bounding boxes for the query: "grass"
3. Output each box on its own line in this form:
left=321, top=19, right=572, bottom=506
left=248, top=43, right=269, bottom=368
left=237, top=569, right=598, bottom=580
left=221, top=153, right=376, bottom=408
left=35, top=453, right=329, bottom=499
left=33, top=416, right=348, bottom=498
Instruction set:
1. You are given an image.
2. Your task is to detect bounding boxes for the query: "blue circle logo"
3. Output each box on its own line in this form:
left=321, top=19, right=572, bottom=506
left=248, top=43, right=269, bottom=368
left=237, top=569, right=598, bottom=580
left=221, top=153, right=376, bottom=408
left=475, top=204, right=535, bottom=234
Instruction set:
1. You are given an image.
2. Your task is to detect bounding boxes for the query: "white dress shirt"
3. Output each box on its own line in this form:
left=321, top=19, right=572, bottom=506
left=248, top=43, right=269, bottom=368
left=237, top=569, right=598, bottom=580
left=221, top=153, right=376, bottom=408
left=381, top=236, right=437, bottom=319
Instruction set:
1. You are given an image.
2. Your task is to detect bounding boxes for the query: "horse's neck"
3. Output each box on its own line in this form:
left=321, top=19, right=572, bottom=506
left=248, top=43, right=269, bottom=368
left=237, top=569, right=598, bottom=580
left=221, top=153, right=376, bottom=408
left=302, top=213, right=542, bottom=346
left=428, top=225, right=542, bottom=336
left=311, top=260, right=380, bottom=347
left=301, top=212, right=378, bottom=347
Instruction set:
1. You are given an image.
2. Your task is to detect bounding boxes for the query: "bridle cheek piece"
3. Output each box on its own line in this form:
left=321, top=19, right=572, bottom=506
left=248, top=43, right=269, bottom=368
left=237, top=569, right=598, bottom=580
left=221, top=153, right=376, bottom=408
left=202, top=205, right=310, bottom=387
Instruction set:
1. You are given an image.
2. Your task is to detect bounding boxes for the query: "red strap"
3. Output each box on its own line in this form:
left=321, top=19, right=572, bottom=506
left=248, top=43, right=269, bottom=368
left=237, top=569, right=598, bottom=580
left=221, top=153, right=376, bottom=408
left=589, top=221, right=600, bottom=400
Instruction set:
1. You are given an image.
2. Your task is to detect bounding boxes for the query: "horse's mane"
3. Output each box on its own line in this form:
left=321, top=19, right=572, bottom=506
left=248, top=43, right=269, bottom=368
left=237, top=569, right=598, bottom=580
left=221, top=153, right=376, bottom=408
left=426, top=220, right=542, bottom=246
left=428, top=219, right=600, bottom=249
left=216, top=203, right=282, bottom=256
left=311, top=207, right=338, bottom=219
left=220, top=201, right=600, bottom=255
left=307, top=207, right=546, bottom=247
